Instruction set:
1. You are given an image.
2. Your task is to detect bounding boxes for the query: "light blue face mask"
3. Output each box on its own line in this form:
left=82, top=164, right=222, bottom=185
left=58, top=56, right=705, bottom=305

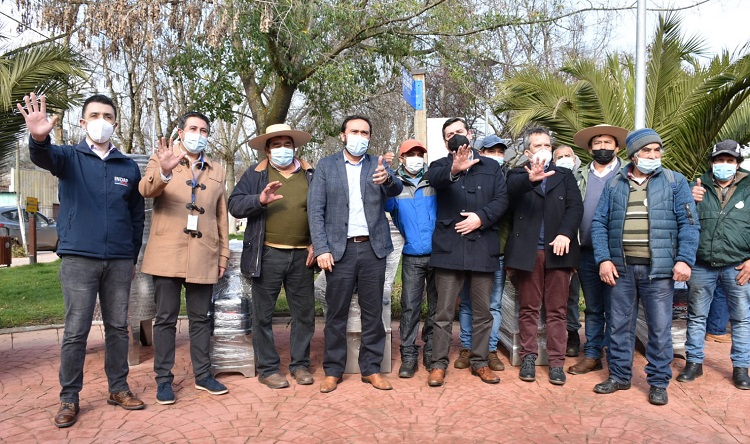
left=635, top=157, right=661, bottom=175
left=713, top=162, right=737, bottom=181
left=182, top=132, right=208, bottom=154
left=345, top=134, right=369, bottom=157
left=270, top=147, right=294, bottom=168
left=484, top=155, right=504, bottom=166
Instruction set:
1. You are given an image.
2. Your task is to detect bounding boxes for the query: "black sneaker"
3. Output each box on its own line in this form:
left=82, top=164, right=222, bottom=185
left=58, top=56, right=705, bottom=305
left=648, top=386, right=668, bottom=405
left=519, top=354, right=536, bottom=382
left=549, top=367, right=566, bottom=386
left=399, top=359, right=418, bottom=378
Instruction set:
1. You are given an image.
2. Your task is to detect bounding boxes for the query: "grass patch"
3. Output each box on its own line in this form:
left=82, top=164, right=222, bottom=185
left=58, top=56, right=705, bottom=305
left=0, top=260, right=64, bottom=328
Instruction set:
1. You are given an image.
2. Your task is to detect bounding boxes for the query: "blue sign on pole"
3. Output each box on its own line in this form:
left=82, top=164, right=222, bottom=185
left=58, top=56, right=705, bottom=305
left=401, top=68, right=424, bottom=111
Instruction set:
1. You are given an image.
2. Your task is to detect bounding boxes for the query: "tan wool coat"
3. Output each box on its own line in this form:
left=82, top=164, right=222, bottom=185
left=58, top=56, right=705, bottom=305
left=139, top=150, right=230, bottom=284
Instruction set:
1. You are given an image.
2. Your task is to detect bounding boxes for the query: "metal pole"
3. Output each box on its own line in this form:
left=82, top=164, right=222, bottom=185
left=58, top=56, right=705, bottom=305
left=634, top=0, right=647, bottom=129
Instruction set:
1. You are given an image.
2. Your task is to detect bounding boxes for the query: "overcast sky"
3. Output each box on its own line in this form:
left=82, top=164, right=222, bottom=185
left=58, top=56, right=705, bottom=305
left=609, top=0, right=750, bottom=57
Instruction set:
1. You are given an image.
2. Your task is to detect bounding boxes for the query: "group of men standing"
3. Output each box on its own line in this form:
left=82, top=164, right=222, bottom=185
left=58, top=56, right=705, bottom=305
left=16, top=90, right=750, bottom=429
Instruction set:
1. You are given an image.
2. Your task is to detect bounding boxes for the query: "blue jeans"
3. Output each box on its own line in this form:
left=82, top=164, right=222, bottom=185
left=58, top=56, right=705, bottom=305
left=608, top=264, right=673, bottom=388
left=458, top=256, right=505, bottom=351
left=251, top=246, right=315, bottom=377
left=579, top=249, right=611, bottom=359
left=398, top=254, right=437, bottom=360
left=685, top=263, right=750, bottom=367
left=567, top=272, right=582, bottom=332
left=58, top=256, right=133, bottom=403
left=707, top=281, right=729, bottom=335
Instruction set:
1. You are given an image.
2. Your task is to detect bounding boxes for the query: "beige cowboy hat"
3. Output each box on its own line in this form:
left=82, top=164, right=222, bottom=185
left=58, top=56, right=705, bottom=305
left=248, top=124, right=312, bottom=150
left=573, top=124, right=628, bottom=150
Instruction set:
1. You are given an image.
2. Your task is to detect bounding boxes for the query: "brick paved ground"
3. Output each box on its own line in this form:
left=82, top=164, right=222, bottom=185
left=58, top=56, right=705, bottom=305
left=1, top=320, right=748, bottom=443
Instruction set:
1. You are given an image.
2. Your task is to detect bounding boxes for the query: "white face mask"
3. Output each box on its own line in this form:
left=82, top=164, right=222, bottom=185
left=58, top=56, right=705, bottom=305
left=403, top=156, right=425, bottom=175
left=85, top=118, right=115, bottom=144
left=555, top=157, right=575, bottom=170
left=182, top=131, right=208, bottom=154
left=345, top=134, right=369, bottom=157
left=532, top=149, right=552, bottom=167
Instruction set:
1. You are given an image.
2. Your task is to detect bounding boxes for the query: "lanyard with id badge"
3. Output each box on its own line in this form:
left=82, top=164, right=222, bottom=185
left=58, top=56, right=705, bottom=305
left=184, top=153, right=206, bottom=238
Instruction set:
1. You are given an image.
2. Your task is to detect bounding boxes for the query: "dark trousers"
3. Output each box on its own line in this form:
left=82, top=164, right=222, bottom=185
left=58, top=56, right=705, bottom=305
left=58, top=256, right=133, bottom=403
left=515, top=250, right=571, bottom=367
left=252, top=246, right=315, bottom=377
left=323, top=240, right=387, bottom=377
left=398, top=254, right=437, bottom=360
left=152, top=276, right=213, bottom=384
left=432, top=268, right=493, bottom=371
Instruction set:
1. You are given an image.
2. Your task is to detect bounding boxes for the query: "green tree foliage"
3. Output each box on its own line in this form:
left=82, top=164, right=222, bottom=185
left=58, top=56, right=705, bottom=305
left=498, top=14, right=750, bottom=178
left=0, top=35, right=87, bottom=169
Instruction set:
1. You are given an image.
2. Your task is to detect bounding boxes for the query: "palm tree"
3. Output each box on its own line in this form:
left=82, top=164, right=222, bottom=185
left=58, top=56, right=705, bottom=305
left=497, top=14, right=750, bottom=179
left=0, top=33, right=87, bottom=169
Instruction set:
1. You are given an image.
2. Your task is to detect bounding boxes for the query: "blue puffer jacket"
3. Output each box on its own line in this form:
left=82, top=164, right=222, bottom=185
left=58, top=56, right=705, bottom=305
left=384, top=167, right=436, bottom=256
left=591, top=164, right=699, bottom=278
left=29, top=136, right=145, bottom=262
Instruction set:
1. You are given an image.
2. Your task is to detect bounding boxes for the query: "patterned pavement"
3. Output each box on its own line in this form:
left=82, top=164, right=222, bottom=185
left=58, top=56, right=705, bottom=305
left=1, top=319, right=749, bottom=443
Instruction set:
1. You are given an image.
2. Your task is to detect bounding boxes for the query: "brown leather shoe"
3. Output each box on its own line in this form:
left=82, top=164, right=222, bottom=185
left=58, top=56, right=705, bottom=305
left=320, top=376, right=342, bottom=393
left=107, top=390, right=146, bottom=410
left=567, top=357, right=603, bottom=375
left=706, top=333, right=732, bottom=343
left=488, top=350, right=505, bottom=371
left=471, top=366, right=500, bottom=384
left=53, top=402, right=79, bottom=428
left=361, top=373, right=393, bottom=390
left=428, top=368, right=446, bottom=387
left=259, top=372, right=290, bottom=389
left=453, top=348, right=471, bottom=369
left=291, top=368, right=314, bottom=385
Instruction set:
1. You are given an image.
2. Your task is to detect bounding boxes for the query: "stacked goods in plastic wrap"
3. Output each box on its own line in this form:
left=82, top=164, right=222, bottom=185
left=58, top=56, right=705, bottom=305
left=210, top=239, right=254, bottom=377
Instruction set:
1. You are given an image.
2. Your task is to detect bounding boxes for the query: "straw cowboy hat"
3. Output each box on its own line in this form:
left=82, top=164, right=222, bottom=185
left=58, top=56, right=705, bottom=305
left=248, top=124, right=312, bottom=150
left=573, top=124, right=628, bottom=150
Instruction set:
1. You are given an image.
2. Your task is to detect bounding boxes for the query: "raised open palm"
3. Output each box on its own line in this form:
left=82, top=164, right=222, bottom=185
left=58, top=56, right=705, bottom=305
left=16, top=93, right=57, bottom=141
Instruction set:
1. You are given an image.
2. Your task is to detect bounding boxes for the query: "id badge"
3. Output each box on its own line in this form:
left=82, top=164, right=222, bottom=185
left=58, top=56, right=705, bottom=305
left=187, top=214, right=199, bottom=231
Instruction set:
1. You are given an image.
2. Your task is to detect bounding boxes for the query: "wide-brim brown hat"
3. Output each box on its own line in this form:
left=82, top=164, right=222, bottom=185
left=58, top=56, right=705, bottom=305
left=573, top=124, right=628, bottom=150
left=248, top=124, right=312, bottom=150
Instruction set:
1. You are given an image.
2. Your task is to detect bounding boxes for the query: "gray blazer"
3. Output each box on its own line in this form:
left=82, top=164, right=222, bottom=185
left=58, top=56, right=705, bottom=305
left=308, top=151, right=403, bottom=261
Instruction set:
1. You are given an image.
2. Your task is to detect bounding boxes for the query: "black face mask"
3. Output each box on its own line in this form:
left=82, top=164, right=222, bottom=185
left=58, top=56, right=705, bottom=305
left=448, top=134, right=470, bottom=152
left=592, top=149, right=616, bottom=165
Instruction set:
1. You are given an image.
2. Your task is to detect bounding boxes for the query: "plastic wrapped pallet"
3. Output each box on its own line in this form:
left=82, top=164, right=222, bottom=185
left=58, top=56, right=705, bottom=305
left=210, top=240, right=254, bottom=377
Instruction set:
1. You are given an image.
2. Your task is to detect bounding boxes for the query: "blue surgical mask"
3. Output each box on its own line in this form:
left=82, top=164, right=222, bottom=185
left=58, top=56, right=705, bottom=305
left=555, top=157, right=575, bottom=170
left=635, top=157, right=661, bottom=175
left=345, top=134, right=369, bottom=157
left=182, top=132, right=208, bottom=154
left=485, top=155, right=504, bottom=167
left=270, top=147, right=294, bottom=168
left=713, top=163, right=737, bottom=181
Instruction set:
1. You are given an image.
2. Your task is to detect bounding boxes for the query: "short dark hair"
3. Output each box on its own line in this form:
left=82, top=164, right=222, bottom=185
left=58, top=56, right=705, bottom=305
left=340, top=115, right=372, bottom=134
left=523, top=126, right=551, bottom=150
left=441, top=117, right=469, bottom=139
left=82, top=94, right=117, bottom=119
left=178, top=111, right=211, bottom=133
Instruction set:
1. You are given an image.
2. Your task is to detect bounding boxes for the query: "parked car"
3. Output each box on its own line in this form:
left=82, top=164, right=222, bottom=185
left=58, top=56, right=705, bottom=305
left=0, top=206, right=58, bottom=251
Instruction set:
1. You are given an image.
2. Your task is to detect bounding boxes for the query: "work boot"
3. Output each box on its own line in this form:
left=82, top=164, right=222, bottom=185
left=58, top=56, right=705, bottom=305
left=567, top=357, right=603, bottom=375
left=676, top=362, right=703, bottom=382
left=398, top=358, right=418, bottom=378
left=733, top=367, right=750, bottom=390
left=566, top=330, right=580, bottom=357
left=488, top=350, right=505, bottom=371
left=53, top=402, right=79, bottom=428
left=648, top=386, right=668, bottom=405
left=453, top=348, right=470, bottom=369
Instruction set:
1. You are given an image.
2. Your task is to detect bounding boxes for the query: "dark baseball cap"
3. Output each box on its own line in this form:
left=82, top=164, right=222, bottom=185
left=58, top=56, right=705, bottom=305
left=711, top=139, right=742, bottom=159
